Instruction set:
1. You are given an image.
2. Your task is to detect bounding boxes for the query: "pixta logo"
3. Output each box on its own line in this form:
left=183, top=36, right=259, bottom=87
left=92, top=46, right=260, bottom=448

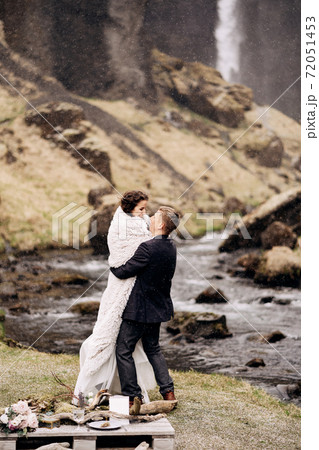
left=171, top=212, right=251, bottom=240
left=52, top=203, right=97, bottom=249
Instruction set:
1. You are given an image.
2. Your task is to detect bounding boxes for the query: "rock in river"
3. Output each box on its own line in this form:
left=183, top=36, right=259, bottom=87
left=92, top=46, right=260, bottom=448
left=260, top=221, right=297, bottom=250
left=264, top=330, right=286, bottom=343
left=219, top=187, right=300, bottom=252
left=9, top=303, right=31, bottom=314
left=237, top=252, right=261, bottom=276
left=195, top=286, right=228, bottom=304
left=249, top=330, right=286, bottom=343
left=51, top=273, right=89, bottom=286
left=167, top=311, right=232, bottom=340
left=254, top=246, right=301, bottom=287
left=71, top=301, right=100, bottom=315
left=245, top=358, right=266, bottom=368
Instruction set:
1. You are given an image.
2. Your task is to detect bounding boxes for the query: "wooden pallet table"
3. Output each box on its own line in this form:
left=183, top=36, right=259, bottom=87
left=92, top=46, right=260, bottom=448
left=0, top=418, right=175, bottom=450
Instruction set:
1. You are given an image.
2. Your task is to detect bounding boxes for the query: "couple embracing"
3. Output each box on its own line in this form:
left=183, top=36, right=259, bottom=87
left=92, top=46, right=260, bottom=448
left=74, top=191, right=180, bottom=406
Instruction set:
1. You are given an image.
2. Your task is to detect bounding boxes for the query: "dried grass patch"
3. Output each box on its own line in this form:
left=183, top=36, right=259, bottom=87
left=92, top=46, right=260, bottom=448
left=0, top=344, right=300, bottom=449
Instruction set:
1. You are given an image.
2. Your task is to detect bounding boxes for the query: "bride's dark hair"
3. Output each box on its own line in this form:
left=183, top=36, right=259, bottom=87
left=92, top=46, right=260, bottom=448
left=120, top=190, right=149, bottom=213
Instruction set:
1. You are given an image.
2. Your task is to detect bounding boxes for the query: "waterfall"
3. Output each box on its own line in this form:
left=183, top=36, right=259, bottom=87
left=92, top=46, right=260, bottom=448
left=215, top=0, right=242, bottom=82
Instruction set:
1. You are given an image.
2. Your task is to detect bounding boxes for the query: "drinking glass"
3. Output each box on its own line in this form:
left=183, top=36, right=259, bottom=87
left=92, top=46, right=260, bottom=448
left=73, top=408, right=85, bottom=431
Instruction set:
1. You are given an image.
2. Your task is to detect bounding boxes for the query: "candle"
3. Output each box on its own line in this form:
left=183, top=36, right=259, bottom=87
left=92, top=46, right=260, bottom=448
left=109, top=395, right=129, bottom=425
left=39, top=416, right=61, bottom=429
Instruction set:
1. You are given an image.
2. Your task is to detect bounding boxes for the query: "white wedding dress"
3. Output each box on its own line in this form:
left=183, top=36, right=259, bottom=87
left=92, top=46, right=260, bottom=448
left=73, top=206, right=157, bottom=402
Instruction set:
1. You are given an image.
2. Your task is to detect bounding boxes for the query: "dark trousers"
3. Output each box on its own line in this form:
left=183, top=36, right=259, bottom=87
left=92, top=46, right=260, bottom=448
left=116, top=319, right=174, bottom=398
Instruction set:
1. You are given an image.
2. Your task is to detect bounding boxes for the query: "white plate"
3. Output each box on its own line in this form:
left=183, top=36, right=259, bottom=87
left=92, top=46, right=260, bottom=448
left=87, top=420, right=122, bottom=430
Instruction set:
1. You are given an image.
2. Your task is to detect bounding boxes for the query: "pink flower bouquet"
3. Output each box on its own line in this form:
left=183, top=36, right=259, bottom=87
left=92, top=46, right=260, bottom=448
left=0, top=401, right=38, bottom=436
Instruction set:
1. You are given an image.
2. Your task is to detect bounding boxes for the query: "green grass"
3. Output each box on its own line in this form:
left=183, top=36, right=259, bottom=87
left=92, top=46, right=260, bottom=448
left=0, top=105, right=25, bottom=124
left=246, top=199, right=261, bottom=208
left=0, top=342, right=300, bottom=449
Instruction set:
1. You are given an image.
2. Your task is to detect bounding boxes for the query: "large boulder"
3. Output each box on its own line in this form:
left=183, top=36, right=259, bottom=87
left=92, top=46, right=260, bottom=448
left=254, top=246, right=301, bottom=287
left=167, top=311, right=232, bottom=339
left=259, top=136, right=284, bottom=168
left=232, top=124, right=284, bottom=168
left=25, top=102, right=85, bottom=136
left=73, top=138, right=113, bottom=182
left=24, top=103, right=113, bottom=183
left=188, top=84, right=245, bottom=128
left=237, top=252, right=261, bottom=276
left=219, top=187, right=301, bottom=252
left=260, top=221, right=297, bottom=250
left=153, top=49, right=253, bottom=127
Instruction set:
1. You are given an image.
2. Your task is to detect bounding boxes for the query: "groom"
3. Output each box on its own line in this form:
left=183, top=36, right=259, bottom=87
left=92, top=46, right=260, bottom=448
left=110, top=206, right=179, bottom=405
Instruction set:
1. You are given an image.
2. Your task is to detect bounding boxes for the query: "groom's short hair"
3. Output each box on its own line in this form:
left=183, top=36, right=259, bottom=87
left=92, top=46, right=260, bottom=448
left=159, top=206, right=180, bottom=235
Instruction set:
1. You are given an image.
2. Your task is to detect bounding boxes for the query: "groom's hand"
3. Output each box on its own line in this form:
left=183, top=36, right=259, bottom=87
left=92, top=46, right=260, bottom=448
left=110, top=242, right=150, bottom=279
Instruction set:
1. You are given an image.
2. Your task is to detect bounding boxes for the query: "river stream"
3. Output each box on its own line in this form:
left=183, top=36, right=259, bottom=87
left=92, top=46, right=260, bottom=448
left=3, top=233, right=301, bottom=405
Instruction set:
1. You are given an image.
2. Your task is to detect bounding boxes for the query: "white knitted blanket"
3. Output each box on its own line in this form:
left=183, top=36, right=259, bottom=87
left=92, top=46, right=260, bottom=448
left=82, top=206, right=152, bottom=376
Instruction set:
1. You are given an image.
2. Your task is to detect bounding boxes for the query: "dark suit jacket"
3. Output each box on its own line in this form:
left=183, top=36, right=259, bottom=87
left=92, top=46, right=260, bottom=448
left=110, top=235, right=176, bottom=323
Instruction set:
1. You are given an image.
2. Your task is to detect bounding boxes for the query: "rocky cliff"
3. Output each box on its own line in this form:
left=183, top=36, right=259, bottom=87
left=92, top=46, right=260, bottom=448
left=144, top=0, right=301, bottom=120
left=0, top=0, right=300, bottom=119
left=0, top=0, right=156, bottom=102
left=0, top=9, right=300, bottom=253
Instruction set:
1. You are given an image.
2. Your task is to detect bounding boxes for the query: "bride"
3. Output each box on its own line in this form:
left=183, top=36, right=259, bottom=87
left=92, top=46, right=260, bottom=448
left=73, top=191, right=157, bottom=403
